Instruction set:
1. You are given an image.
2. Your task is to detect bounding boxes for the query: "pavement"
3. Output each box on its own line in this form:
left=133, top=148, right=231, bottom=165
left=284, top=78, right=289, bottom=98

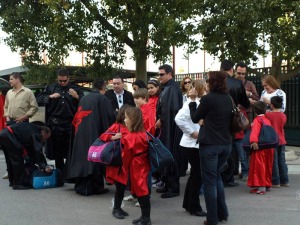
left=0, top=147, right=300, bottom=225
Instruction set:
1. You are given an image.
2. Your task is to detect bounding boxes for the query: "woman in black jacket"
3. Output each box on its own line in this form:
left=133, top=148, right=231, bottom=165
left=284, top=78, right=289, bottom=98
left=189, top=71, right=232, bottom=225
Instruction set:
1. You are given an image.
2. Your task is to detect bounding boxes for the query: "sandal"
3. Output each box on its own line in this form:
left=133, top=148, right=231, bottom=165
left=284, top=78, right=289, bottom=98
left=256, top=191, right=265, bottom=195
left=250, top=189, right=258, bottom=194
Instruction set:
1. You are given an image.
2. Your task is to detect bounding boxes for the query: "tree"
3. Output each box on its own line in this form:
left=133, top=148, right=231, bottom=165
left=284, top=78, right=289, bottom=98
left=0, top=0, right=203, bottom=82
left=198, top=0, right=300, bottom=83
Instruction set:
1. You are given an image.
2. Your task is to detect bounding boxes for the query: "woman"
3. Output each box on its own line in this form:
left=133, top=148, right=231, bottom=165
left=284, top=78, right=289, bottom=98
left=132, top=80, right=147, bottom=92
left=261, top=75, right=286, bottom=112
left=180, top=76, right=192, bottom=103
left=189, top=71, right=232, bottom=225
left=175, top=80, right=207, bottom=217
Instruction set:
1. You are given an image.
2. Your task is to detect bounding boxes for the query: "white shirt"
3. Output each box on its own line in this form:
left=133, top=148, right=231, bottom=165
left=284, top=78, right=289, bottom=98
left=260, top=89, right=286, bottom=112
left=175, top=98, right=200, bottom=148
left=114, top=90, right=124, bottom=109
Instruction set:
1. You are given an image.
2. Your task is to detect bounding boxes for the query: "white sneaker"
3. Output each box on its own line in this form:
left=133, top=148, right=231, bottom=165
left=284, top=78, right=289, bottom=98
left=2, top=172, right=8, bottom=179
left=135, top=202, right=140, bottom=207
left=123, top=194, right=137, bottom=202
left=152, top=181, right=164, bottom=188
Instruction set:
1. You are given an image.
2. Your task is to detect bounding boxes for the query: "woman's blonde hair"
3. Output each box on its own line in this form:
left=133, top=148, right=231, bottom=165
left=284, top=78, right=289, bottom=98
left=190, top=79, right=206, bottom=97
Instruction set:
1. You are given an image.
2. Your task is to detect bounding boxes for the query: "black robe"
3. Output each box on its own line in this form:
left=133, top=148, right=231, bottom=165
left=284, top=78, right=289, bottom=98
left=156, top=79, right=183, bottom=176
left=67, top=91, right=116, bottom=180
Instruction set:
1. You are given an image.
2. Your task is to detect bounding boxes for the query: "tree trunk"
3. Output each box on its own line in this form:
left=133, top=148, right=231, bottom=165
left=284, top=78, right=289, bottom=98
left=135, top=50, right=148, bottom=82
left=270, top=56, right=282, bottom=85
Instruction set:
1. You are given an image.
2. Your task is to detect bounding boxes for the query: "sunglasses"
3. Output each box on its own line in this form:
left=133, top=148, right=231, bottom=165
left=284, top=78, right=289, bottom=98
left=236, top=72, right=246, bottom=76
left=158, top=73, right=166, bottom=77
left=184, top=81, right=191, bottom=84
left=58, top=79, right=68, bottom=83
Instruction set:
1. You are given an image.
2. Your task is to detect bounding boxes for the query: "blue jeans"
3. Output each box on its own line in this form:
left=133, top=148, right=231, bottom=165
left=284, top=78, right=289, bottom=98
left=200, top=144, right=231, bottom=225
left=272, top=145, right=289, bottom=185
left=234, top=140, right=248, bottom=177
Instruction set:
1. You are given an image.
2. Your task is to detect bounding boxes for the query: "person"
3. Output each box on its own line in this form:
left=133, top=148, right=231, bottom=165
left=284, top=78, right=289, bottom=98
left=265, top=96, right=289, bottom=187
left=175, top=80, right=207, bottom=217
left=67, top=79, right=116, bottom=195
left=133, top=88, right=155, bottom=135
left=44, top=68, right=84, bottom=176
left=156, top=64, right=183, bottom=198
left=0, top=90, right=6, bottom=130
left=132, top=80, right=147, bottom=92
left=0, top=123, right=51, bottom=189
left=147, top=80, right=161, bottom=118
left=220, top=60, right=250, bottom=187
left=3, top=73, right=38, bottom=179
left=189, top=71, right=232, bottom=225
left=101, top=107, right=151, bottom=225
left=180, top=76, right=193, bottom=103
left=247, top=101, right=274, bottom=195
left=105, top=76, right=135, bottom=113
left=261, top=75, right=286, bottom=112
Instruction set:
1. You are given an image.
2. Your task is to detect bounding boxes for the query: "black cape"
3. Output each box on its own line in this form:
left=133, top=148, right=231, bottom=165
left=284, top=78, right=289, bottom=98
left=156, top=79, right=183, bottom=175
left=67, top=92, right=116, bottom=180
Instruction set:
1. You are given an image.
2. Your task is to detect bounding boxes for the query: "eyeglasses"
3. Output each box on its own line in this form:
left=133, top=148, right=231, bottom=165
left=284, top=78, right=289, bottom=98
left=236, top=72, right=246, bottom=76
left=118, top=95, right=122, bottom=104
left=184, top=81, right=191, bottom=84
left=158, top=73, right=166, bottom=76
left=58, top=79, right=68, bottom=83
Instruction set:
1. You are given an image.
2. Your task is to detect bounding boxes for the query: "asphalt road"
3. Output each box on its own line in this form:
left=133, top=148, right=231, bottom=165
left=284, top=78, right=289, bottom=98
left=0, top=150, right=300, bottom=225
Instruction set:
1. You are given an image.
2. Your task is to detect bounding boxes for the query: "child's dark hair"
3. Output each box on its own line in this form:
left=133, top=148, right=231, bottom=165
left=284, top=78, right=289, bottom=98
left=116, top=105, right=130, bottom=124
left=133, top=88, right=149, bottom=101
left=125, top=107, right=144, bottom=132
left=270, top=96, right=283, bottom=109
left=147, top=80, right=161, bottom=96
left=253, top=101, right=267, bottom=115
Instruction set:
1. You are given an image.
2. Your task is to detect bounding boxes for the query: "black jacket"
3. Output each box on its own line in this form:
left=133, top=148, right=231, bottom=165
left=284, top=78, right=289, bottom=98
left=105, top=89, right=135, bottom=111
left=226, top=75, right=250, bottom=109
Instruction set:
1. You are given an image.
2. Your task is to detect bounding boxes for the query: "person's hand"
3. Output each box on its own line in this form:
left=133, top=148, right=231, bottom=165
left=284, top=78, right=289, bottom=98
left=15, top=115, right=29, bottom=123
left=249, top=98, right=256, bottom=105
left=198, top=119, right=204, bottom=126
left=261, top=97, right=270, bottom=105
left=155, top=119, right=162, bottom=129
left=188, top=88, right=197, bottom=101
left=111, top=133, right=122, bottom=140
left=190, top=131, right=198, bottom=139
left=250, top=142, right=259, bottom=150
left=44, top=166, right=52, bottom=173
left=69, top=88, right=79, bottom=99
left=246, top=91, right=252, bottom=98
left=49, top=93, right=61, bottom=98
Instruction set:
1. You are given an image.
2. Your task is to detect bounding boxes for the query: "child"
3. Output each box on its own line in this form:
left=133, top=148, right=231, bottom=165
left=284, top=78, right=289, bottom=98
left=147, top=80, right=160, bottom=118
left=248, top=101, right=274, bottom=195
left=102, top=107, right=151, bottom=225
left=266, top=96, right=289, bottom=187
left=133, top=88, right=155, bottom=135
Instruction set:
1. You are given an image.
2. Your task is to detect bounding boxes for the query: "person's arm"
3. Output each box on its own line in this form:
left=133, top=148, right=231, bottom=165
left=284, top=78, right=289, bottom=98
left=175, top=103, right=195, bottom=136
left=189, top=96, right=208, bottom=124
left=25, top=91, right=38, bottom=117
left=238, top=81, right=250, bottom=109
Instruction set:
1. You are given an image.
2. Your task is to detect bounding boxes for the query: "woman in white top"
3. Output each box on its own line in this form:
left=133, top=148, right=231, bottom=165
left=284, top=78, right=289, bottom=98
left=175, top=79, right=207, bottom=217
left=261, top=75, right=286, bottom=112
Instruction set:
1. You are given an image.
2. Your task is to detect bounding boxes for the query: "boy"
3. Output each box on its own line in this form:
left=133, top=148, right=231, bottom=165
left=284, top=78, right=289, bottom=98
left=266, top=96, right=289, bottom=187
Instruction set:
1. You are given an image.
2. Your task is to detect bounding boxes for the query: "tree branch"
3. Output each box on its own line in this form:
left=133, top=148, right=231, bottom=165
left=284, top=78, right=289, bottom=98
left=80, top=0, right=134, bottom=48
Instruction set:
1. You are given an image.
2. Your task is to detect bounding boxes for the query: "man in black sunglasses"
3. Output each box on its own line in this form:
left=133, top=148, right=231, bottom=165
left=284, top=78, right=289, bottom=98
left=42, top=68, right=84, bottom=178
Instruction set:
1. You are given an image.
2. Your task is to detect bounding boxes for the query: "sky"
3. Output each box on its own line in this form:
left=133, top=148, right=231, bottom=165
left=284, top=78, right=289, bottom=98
left=0, top=30, right=271, bottom=74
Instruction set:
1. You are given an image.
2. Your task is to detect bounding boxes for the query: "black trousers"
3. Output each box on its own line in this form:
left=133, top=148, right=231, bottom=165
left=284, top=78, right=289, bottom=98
left=52, top=133, right=70, bottom=177
left=182, top=147, right=203, bottom=213
left=222, top=145, right=236, bottom=184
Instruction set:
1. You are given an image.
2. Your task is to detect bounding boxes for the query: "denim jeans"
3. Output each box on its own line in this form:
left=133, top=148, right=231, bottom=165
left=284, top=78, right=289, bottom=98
left=234, top=140, right=248, bottom=177
left=272, top=145, right=289, bottom=185
left=200, top=144, right=231, bottom=225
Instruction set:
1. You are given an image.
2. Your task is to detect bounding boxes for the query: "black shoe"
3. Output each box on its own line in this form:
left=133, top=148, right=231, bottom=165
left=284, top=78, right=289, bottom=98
left=119, top=208, right=129, bottom=216
left=190, top=210, right=207, bottom=217
left=161, top=191, right=179, bottom=198
left=134, top=217, right=151, bottom=225
left=156, top=187, right=168, bottom=193
left=94, top=188, right=109, bottom=195
left=224, top=182, right=239, bottom=187
left=132, top=216, right=142, bottom=224
left=112, top=208, right=125, bottom=219
left=13, top=184, right=31, bottom=190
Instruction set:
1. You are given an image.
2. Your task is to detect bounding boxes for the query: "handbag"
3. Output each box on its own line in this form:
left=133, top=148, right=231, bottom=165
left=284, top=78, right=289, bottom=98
left=229, top=95, right=249, bottom=133
left=87, top=126, right=122, bottom=166
left=31, top=168, right=64, bottom=189
left=242, top=118, right=279, bottom=152
left=146, top=131, right=174, bottom=170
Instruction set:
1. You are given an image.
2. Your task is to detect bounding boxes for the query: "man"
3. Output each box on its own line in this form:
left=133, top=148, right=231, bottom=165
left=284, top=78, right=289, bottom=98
left=0, top=123, right=51, bottom=189
left=67, top=79, right=116, bottom=195
left=105, top=76, right=135, bottom=112
left=220, top=60, right=250, bottom=187
left=44, top=68, right=84, bottom=176
left=156, top=64, right=183, bottom=198
left=3, top=73, right=38, bottom=179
